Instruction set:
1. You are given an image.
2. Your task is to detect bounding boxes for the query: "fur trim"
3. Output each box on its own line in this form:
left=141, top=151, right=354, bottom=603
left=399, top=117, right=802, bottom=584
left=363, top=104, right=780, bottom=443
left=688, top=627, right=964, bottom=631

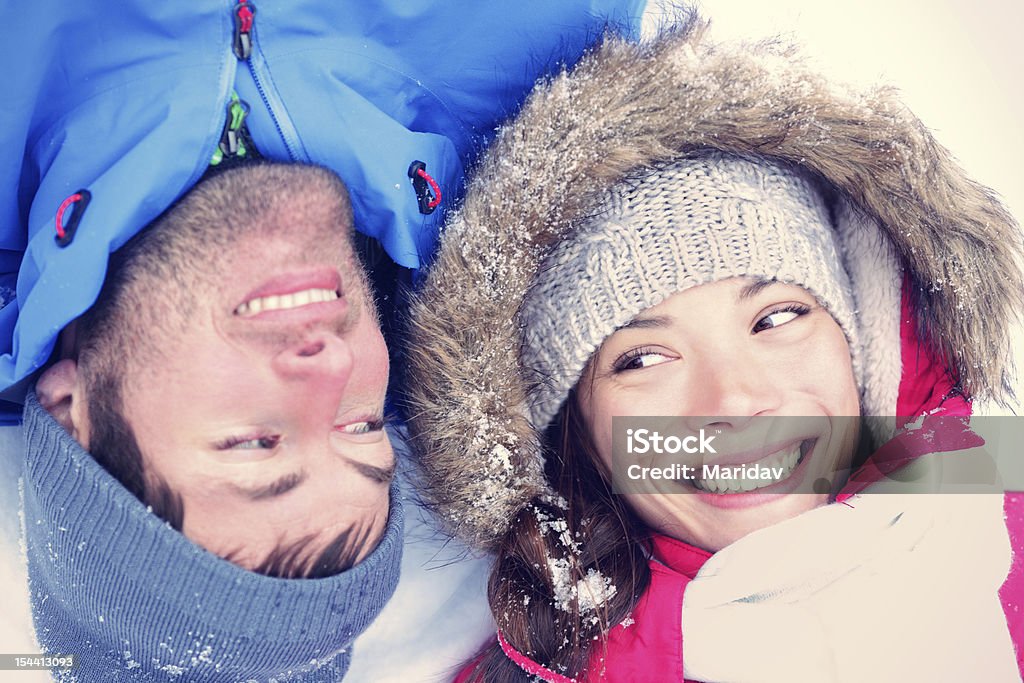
left=405, top=20, right=1024, bottom=549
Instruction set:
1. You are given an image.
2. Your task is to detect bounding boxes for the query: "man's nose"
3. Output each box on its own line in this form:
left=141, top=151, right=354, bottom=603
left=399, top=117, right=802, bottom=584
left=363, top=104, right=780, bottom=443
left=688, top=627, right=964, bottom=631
left=271, top=330, right=354, bottom=388
left=682, top=349, right=783, bottom=431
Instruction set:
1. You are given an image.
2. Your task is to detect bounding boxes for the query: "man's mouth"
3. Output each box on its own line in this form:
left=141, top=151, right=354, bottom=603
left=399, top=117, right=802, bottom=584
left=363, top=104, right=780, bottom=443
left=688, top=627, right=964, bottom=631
left=692, top=439, right=813, bottom=494
left=234, top=288, right=340, bottom=316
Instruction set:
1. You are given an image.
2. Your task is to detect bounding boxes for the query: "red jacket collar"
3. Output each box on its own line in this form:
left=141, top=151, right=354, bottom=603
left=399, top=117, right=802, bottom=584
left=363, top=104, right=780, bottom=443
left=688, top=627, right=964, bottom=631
left=649, top=534, right=713, bottom=578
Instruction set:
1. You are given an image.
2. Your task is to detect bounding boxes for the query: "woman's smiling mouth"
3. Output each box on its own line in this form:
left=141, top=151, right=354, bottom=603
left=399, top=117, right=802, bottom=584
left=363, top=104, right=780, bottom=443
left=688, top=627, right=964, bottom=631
left=692, top=439, right=814, bottom=494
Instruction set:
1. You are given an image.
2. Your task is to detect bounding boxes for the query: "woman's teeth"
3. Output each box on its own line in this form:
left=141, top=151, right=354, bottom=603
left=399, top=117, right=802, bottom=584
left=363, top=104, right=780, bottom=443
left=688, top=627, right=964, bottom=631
left=234, top=288, right=339, bottom=316
left=693, top=441, right=806, bottom=494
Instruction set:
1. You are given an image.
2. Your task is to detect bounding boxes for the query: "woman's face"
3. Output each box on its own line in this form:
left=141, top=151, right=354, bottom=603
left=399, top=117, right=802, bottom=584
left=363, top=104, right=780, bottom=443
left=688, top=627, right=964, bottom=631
left=577, top=277, right=861, bottom=552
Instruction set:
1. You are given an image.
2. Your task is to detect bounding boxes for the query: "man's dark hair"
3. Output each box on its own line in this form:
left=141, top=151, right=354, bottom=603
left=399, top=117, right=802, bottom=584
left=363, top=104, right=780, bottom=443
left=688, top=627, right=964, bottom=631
left=72, top=162, right=373, bottom=578
left=85, top=371, right=185, bottom=528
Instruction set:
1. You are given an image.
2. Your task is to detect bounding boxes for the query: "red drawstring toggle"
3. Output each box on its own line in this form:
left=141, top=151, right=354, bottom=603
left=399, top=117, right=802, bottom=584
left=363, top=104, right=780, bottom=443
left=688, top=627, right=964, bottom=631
left=55, top=194, right=82, bottom=240
left=54, top=190, right=91, bottom=246
left=407, top=161, right=442, bottom=214
left=416, top=168, right=442, bottom=210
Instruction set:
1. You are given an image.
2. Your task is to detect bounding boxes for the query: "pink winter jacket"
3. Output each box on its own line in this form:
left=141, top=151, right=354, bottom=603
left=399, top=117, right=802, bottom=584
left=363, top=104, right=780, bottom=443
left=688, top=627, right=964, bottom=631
left=455, top=288, right=1024, bottom=682
left=1003, top=492, right=1024, bottom=669
left=458, top=497, right=1022, bottom=683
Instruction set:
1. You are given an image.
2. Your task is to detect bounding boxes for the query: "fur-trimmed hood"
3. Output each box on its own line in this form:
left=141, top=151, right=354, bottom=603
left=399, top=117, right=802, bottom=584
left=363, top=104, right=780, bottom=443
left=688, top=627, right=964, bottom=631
left=405, top=19, right=1024, bottom=550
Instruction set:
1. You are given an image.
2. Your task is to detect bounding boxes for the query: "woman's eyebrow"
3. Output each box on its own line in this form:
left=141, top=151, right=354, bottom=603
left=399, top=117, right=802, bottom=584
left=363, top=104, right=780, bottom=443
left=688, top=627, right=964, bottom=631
left=738, top=277, right=777, bottom=300
left=617, top=315, right=672, bottom=331
left=235, top=470, right=308, bottom=501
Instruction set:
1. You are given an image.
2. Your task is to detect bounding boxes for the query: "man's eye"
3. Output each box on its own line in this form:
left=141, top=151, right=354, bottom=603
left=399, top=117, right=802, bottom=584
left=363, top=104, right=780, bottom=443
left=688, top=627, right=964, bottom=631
left=613, top=348, right=674, bottom=372
left=217, top=435, right=280, bottom=450
left=752, top=304, right=811, bottom=333
left=339, top=419, right=385, bottom=435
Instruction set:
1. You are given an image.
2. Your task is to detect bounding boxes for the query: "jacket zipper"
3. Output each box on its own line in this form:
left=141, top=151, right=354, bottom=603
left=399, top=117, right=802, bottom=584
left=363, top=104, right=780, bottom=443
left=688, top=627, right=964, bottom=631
left=230, top=0, right=308, bottom=162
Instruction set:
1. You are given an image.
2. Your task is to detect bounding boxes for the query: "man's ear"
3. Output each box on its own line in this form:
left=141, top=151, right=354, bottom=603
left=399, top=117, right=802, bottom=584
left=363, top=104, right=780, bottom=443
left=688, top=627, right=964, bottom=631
left=36, top=358, right=90, bottom=448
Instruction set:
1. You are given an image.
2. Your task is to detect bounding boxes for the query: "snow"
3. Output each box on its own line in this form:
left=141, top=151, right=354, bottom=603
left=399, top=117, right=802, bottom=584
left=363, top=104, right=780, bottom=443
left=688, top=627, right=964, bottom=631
left=343, top=433, right=495, bottom=682
left=0, top=426, right=46, bottom=682
left=574, top=568, right=619, bottom=615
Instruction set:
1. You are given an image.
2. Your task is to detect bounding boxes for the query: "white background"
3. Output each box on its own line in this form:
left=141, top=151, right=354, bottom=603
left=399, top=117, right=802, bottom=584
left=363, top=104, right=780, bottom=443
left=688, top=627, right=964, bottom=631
left=694, top=0, right=1023, bottom=222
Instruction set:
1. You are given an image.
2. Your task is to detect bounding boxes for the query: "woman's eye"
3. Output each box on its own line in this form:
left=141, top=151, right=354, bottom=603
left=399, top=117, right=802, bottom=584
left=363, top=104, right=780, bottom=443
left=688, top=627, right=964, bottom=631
left=340, top=419, right=385, bottom=435
left=752, top=305, right=811, bottom=333
left=613, top=349, right=674, bottom=372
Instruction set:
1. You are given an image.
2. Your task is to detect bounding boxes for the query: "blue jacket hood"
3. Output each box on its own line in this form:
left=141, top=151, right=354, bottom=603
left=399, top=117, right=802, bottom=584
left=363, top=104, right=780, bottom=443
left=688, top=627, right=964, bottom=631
left=1, top=0, right=644, bottom=416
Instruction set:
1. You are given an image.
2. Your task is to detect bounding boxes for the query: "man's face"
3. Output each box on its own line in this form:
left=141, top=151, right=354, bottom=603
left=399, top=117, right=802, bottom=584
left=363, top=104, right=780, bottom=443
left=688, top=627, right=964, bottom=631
left=97, top=167, right=393, bottom=572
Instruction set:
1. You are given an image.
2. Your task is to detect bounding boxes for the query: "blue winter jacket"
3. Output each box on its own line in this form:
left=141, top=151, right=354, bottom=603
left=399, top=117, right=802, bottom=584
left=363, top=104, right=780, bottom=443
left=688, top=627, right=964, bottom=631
left=0, top=0, right=645, bottom=422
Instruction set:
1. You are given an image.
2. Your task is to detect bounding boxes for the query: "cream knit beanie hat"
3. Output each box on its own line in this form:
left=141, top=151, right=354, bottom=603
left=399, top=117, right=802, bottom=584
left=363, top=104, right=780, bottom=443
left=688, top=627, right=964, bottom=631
left=521, top=153, right=860, bottom=429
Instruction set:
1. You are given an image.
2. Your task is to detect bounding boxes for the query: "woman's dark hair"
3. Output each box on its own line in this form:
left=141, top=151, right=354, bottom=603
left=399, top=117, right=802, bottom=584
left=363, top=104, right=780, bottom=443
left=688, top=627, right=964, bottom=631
left=463, top=389, right=652, bottom=681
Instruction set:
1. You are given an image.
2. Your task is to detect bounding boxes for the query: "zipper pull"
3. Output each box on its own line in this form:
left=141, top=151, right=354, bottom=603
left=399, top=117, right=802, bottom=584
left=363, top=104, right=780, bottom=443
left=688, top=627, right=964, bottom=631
left=233, top=0, right=255, bottom=60
left=211, top=93, right=250, bottom=166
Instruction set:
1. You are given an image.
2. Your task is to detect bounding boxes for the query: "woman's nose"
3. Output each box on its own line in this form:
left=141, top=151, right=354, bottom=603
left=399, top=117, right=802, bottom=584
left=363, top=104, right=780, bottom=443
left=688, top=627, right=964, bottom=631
left=271, top=331, right=354, bottom=390
left=682, top=350, right=783, bottom=430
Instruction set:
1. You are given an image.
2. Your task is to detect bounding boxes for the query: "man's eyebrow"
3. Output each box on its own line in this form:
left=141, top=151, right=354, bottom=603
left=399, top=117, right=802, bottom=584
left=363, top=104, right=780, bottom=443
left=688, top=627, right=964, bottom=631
left=738, top=277, right=777, bottom=301
left=347, top=459, right=396, bottom=485
left=234, top=471, right=307, bottom=501
left=616, top=315, right=672, bottom=331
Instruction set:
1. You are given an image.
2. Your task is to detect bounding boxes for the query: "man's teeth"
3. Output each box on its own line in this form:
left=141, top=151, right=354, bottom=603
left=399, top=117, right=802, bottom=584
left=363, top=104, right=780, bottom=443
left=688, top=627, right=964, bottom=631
left=694, top=442, right=804, bottom=494
left=234, top=288, right=339, bottom=316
